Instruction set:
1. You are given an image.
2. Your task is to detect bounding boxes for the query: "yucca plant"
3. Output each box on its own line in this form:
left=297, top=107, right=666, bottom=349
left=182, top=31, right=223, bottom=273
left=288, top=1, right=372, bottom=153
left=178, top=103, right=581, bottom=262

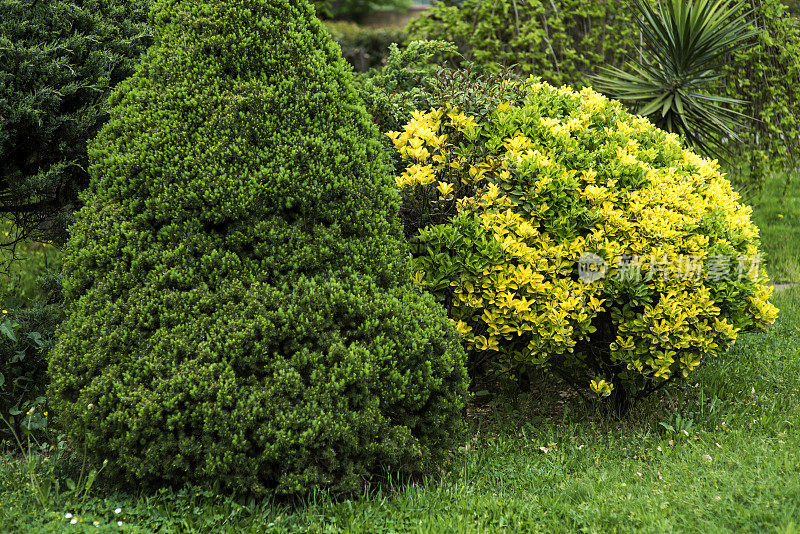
left=594, top=0, right=760, bottom=157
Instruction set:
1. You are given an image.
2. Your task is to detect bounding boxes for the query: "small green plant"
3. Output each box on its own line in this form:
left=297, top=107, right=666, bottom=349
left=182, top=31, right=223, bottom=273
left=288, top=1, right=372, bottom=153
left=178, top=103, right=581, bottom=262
left=0, top=252, right=63, bottom=440
left=1, top=405, right=106, bottom=511
left=0, top=313, right=42, bottom=415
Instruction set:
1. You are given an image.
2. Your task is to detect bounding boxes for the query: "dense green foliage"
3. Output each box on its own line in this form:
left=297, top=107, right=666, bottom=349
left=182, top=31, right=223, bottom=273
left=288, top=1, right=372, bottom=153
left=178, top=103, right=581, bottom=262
left=48, top=0, right=468, bottom=495
left=594, top=0, right=758, bottom=158
left=0, top=273, right=63, bottom=439
left=356, top=40, right=460, bottom=132
left=0, top=0, right=152, bottom=246
left=407, top=0, right=638, bottom=87
left=312, top=0, right=410, bottom=20
left=0, top=220, right=63, bottom=443
left=722, top=0, right=800, bottom=173
left=389, top=81, right=777, bottom=409
left=324, top=21, right=407, bottom=72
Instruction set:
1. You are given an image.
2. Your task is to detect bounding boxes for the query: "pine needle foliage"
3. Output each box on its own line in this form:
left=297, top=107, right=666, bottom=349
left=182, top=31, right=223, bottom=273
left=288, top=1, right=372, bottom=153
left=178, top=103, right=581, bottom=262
left=0, top=0, right=152, bottom=245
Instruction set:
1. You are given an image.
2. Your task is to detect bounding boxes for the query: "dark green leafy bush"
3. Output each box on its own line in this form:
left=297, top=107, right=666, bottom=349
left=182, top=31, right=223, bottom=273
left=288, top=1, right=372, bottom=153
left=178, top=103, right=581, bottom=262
left=313, top=0, right=411, bottom=20
left=49, top=0, right=468, bottom=495
left=0, top=222, right=63, bottom=443
left=324, top=21, right=407, bottom=71
left=0, top=0, right=152, bottom=246
left=357, top=40, right=460, bottom=132
left=356, top=40, right=526, bottom=134
left=407, top=0, right=639, bottom=87
left=722, top=0, right=800, bottom=176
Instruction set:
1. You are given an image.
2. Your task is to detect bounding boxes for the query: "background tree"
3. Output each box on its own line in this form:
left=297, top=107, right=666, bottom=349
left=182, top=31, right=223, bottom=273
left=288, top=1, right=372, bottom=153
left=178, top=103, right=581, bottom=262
left=312, top=0, right=411, bottom=20
left=406, top=0, right=639, bottom=87
left=721, top=0, right=800, bottom=183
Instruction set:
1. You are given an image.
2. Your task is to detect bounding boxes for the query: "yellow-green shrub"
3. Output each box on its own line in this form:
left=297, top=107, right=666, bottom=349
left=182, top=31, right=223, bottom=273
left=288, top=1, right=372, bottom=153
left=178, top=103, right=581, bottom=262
left=389, top=81, right=778, bottom=408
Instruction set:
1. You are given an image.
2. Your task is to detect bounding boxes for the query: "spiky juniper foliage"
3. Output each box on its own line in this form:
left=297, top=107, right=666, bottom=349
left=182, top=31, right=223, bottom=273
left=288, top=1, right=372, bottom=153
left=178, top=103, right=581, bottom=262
left=48, top=0, right=468, bottom=495
left=0, top=0, right=152, bottom=246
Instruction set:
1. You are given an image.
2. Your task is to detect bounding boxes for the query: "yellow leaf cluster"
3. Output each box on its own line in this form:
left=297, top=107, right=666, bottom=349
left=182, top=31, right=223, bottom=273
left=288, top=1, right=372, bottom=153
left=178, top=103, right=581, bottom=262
left=393, top=80, right=778, bottom=397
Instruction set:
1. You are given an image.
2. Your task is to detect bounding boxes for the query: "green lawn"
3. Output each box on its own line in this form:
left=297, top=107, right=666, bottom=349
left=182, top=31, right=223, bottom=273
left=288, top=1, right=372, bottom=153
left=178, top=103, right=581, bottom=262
left=751, top=172, right=800, bottom=283
left=1, top=286, right=799, bottom=533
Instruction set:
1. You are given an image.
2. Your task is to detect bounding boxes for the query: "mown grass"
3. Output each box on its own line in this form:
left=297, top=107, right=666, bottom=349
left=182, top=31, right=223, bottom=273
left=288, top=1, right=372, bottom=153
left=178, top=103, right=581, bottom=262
left=750, top=172, right=800, bottom=283
left=1, top=286, right=798, bottom=533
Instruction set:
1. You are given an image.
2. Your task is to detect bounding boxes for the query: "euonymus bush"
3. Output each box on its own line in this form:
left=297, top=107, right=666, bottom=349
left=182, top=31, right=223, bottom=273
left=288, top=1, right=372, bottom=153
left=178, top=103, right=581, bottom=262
left=407, top=0, right=638, bottom=87
left=389, top=81, right=778, bottom=410
left=49, top=0, right=468, bottom=494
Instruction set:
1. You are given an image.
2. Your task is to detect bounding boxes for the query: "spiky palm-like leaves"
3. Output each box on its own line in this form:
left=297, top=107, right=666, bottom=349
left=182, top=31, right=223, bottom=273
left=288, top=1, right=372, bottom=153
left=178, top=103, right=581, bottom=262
left=594, top=0, right=759, bottom=156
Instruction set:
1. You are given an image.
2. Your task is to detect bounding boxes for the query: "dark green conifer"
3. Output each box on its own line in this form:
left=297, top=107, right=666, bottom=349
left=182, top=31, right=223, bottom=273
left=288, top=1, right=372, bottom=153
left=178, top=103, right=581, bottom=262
left=49, top=0, right=468, bottom=494
left=0, top=0, right=151, bottom=244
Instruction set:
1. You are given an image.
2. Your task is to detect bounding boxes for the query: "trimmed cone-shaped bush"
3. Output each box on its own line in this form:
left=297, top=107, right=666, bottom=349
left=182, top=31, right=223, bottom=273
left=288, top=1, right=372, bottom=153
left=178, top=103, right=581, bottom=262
left=49, top=0, right=468, bottom=494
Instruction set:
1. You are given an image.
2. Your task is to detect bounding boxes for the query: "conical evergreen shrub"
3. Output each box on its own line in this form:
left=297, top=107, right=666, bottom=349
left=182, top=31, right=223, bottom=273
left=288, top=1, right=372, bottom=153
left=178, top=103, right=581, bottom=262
left=48, top=0, right=468, bottom=494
